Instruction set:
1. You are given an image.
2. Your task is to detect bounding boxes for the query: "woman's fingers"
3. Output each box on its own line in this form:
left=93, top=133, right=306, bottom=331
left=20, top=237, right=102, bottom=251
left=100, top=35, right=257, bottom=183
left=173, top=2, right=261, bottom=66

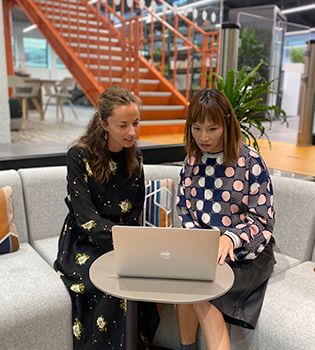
left=217, top=235, right=234, bottom=265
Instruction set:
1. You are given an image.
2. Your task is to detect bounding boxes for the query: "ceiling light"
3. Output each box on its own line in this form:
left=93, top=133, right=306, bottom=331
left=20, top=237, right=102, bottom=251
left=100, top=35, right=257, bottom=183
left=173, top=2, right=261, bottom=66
left=22, top=24, right=37, bottom=33
left=281, top=4, right=315, bottom=15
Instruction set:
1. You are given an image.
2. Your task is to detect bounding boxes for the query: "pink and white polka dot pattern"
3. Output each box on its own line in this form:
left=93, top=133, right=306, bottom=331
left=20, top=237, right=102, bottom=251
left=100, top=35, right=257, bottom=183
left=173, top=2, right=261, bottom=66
left=176, top=143, right=275, bottom=261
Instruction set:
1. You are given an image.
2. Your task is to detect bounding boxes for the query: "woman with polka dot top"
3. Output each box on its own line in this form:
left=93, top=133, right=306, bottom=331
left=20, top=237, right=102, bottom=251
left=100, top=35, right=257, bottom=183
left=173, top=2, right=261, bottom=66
left=176, top=88, right=276, bottom=350
left=54, top=87, right=159, bottom=350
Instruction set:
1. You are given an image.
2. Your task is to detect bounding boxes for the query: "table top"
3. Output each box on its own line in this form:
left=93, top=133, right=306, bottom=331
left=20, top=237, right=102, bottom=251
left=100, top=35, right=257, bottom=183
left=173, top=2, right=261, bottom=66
left=89, top=251, right=235, bottom=304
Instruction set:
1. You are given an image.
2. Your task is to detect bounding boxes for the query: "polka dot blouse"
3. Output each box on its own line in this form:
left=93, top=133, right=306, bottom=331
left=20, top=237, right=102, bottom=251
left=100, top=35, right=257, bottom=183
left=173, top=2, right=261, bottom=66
left=176, top=144, right=275, bottom=261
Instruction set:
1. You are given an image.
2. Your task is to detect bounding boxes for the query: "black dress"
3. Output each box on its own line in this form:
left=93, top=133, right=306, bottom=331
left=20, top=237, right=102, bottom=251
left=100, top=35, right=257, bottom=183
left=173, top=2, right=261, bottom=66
left=54, top=146, right=159, bottom=350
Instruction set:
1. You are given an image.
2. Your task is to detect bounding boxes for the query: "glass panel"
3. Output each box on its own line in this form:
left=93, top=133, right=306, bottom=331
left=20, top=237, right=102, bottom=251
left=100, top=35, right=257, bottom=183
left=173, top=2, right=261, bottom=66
left=23, top=37, right=48, bottom=68
left=12, top=36, right=18, bottom=67
left=56, top=57, right=65, bottom=69
left=283, top=22, right=311, bottom=66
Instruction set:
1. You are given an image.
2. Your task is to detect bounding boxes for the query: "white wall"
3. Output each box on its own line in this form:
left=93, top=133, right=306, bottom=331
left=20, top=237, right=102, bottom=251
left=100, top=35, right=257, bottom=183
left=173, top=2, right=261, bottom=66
left=0, top=0, right=11, bottom=143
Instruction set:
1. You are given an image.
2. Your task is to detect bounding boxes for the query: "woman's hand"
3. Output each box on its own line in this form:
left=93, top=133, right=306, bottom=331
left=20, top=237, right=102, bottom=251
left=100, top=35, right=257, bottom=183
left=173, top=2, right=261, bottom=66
left=217, top=235, right=235, bottom=265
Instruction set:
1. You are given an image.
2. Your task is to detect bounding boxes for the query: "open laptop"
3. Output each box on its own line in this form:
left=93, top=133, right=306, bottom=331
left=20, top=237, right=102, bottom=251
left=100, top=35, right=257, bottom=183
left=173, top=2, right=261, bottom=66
left=112, top=225, right=220, bottom=281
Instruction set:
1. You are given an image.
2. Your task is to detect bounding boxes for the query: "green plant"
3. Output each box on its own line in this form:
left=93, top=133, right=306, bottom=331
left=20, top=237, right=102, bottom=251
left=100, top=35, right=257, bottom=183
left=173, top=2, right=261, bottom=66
left=210, top=61, right=287, bottom=151
left=238, top=26, right=270, bottom=79
left=290, top=47, right=304, bottom=63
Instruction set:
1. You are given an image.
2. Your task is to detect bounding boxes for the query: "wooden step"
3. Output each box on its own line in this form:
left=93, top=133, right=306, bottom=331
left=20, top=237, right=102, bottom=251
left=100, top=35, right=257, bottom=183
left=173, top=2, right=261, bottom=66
left=54, top=25, right=109, bottom=36
left=100, top=77, right=160, bottom=84
left=141, top=105, right=185, bottom=111
left=48, top=17, right=104, bottom=31
left=37, top=0, right=86, bottom=10
left=70, top=45, right=126, bottom=56
left=140, top=109, right=186, bottom=120
left=139, top=120, right=185, bottom=136
left=79, top=54, right=135, bottom=66
left=80, top=56, right=137, bottom=66
left=99, top=78, right=160, bottom=91
left=40, top=7, right=95, bottom=19
left=61, top=32, right=119, bottom=43
left=89, top=67, right=149, bottom=79
left=138, top=92, right=172, bottom=105
left=88, top=65, right=148, bottom=73
left=68, top=41, right=122, bottom=50
left=47, top=15, right=99, bottom=26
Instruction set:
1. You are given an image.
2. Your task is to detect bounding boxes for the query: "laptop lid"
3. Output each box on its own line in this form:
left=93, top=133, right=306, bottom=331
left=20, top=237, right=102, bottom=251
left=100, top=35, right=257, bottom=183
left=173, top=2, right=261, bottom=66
left=112, top=225, right=220, bottom=281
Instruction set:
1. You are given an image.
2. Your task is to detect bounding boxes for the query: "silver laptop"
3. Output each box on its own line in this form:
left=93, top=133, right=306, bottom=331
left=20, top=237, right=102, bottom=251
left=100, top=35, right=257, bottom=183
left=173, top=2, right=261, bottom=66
left=112, top=225, right=220, bottom=281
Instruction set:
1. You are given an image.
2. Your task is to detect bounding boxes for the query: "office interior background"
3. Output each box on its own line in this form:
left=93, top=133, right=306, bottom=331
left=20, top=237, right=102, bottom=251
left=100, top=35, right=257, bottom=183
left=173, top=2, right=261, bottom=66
left=0, top=0, right=315, bottom=178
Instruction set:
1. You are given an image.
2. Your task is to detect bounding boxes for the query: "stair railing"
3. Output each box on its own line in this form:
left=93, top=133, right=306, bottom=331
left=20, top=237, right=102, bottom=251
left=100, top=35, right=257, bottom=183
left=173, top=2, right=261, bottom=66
left=90, top=0, right=219, bottom=100
left=81, top=0, right=143, bottom=94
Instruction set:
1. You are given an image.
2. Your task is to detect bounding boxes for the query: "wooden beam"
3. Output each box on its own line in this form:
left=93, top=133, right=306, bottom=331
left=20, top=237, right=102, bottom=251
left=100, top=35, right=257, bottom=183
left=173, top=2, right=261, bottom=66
left=3, top=0, right=14, bottom=76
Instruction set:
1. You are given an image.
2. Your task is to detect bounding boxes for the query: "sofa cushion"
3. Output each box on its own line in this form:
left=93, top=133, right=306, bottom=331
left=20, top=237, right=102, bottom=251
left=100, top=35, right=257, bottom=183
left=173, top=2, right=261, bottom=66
left=272, top=251, right=300, bottom=276
left=0, top=242, right=72, bottom=350
left=271, top=176, right=315, bottom=261
left=0, top=186, right=19, bottom=254
left=230, top=261, right=315, bottom=350
left=0, top=170, right=28, bottom=243
left=18, top=166, right=67, bottom=242
left=32, top=236, right=59, bottom=267
left=143, top=178, right=173, bottom=227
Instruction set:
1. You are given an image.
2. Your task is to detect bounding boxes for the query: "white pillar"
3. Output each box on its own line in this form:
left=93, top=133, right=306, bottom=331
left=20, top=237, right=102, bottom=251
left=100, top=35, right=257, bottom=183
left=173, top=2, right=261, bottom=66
left=0, top=0, right=11, bottom=143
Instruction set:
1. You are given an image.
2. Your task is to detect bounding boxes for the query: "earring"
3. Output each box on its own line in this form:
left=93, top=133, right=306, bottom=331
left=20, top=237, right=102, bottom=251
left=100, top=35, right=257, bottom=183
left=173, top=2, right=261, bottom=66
left=104, top=131, right=108, bottom=140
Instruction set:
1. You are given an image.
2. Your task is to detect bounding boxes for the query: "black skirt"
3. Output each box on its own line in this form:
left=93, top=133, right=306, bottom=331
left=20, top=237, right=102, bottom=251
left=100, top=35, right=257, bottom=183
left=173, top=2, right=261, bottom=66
left=211, top=238, right=276, bottom=329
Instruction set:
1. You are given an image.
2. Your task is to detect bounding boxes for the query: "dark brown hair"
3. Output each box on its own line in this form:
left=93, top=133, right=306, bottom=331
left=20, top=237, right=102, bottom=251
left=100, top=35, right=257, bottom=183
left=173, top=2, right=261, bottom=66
left=75, top=86, right=142, bottom=183
left=185, top=88, right=242, bottom=165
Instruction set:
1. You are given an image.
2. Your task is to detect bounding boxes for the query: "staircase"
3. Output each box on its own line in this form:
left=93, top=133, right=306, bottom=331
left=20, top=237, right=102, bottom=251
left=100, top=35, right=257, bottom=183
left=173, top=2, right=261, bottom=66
left=12, top=0, right=219, bottom=126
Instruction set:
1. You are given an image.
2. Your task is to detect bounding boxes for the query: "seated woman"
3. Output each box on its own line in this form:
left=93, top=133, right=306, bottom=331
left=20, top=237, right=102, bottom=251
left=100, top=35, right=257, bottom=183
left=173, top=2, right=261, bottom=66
left=176, top=88, right=276, bottom=350
left=54, top=86, right=159, bottom=350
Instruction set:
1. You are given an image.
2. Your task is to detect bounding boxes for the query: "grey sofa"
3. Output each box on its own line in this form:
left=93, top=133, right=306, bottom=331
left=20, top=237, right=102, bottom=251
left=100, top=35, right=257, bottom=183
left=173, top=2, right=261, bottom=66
left=0, top=165, right=315, bottom=350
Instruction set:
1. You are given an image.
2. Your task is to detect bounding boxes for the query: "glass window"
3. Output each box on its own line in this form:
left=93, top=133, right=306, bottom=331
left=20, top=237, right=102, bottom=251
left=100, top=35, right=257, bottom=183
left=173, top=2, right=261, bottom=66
left=56, top=56, right=65, bottom=69
left=23, top=37, right=48, bottom=67
left=12, top=36, right=17, bottom=66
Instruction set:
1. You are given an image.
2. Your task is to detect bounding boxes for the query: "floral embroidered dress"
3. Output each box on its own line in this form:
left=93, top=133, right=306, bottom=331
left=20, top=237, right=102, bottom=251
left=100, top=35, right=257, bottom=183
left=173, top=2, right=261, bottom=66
left=54, top=146, right=159, bottom=349
left=176, top=144, right=276, bottom=329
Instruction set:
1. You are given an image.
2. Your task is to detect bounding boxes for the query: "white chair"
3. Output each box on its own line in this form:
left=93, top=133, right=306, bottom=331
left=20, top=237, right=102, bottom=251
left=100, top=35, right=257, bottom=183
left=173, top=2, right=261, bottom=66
left=8, top=75, right=43, bottom=120
left=43, top=77, right=78, bottom=121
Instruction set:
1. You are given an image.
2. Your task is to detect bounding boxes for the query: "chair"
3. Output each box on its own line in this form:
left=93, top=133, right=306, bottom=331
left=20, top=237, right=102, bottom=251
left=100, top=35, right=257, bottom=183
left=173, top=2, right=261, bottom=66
left=8, top=75, right=43, bottom=120
left=43, top=77, right=78, bottom=121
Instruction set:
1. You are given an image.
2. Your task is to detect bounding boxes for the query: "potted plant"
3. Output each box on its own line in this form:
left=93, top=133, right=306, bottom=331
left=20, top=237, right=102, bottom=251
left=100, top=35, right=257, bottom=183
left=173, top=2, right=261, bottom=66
left=210, top=60, right=287, bottom=151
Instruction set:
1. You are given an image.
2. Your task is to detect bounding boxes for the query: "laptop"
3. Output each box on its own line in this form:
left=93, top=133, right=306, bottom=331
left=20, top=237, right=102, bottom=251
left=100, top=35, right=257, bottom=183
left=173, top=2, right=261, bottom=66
left=112, top=225, right=220, bottom=281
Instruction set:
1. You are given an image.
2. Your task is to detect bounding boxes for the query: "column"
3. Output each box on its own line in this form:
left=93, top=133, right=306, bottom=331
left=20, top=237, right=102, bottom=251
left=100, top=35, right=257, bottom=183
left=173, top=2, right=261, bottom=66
left=297, top=40, right=315, bottom=146
left=218, top=22, right=240, bottom=81
left=0, top=0, right=11, bottom=143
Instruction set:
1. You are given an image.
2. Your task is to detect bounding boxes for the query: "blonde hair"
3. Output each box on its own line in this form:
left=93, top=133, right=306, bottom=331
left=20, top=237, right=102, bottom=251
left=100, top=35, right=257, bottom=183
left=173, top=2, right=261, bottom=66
left=185, top=88, right=242, bottom=165
left=75, top=86, right=142, bottom=183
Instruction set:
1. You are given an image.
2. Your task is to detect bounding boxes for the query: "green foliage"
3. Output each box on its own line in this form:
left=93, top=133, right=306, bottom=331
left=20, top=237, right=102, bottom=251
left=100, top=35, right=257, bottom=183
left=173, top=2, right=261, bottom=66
left=238, top=26, right=270, bottom=79
left=290, top=47, right=304, bottom=63
left=210, top=61, right=287, bottom=151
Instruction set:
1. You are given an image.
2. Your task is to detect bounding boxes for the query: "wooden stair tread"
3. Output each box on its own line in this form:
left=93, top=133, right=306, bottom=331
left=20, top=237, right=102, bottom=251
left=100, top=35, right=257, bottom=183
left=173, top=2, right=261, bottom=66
left=141, top=105, right=185, bottom=110
left=139, top=91, right=171, bottom=96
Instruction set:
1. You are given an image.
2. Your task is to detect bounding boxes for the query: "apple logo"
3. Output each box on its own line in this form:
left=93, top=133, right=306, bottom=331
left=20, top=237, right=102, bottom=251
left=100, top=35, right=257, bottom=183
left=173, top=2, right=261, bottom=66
left=160, top=250, right=171, bottom=260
